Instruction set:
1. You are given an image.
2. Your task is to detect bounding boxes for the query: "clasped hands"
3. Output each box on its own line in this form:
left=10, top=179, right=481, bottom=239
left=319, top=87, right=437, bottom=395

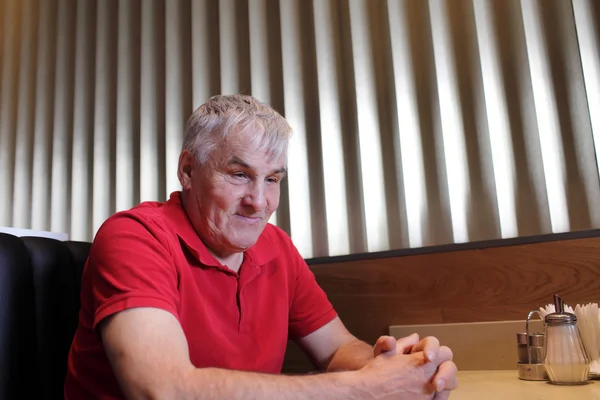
left=372, top=333, right=458, bottom=399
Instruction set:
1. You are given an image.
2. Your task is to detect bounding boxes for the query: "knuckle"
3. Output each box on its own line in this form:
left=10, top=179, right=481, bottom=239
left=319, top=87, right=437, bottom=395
left=439, top=345, right=453, bottom=360
left=427, top=336, right=440, bottom=344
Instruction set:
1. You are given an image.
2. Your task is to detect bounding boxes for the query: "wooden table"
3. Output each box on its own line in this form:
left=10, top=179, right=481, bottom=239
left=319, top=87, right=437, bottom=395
left=454, top=370, right=600, bottom=399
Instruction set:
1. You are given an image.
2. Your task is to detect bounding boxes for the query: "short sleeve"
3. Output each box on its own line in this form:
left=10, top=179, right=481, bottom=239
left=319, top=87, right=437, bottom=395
left=287, top=243, right=337, bottom=340
left=84, top=213, right=179, bottom=330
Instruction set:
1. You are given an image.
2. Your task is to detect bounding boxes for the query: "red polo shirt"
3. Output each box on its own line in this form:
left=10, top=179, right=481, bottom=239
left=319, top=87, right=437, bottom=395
left=64, top=192, right=337, bottom=399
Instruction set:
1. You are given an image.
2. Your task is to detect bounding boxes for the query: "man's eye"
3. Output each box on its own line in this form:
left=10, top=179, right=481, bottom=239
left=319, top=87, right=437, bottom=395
left=267, top=177, right=279, bottom=183
left=233, top=172, right=247, bottom=179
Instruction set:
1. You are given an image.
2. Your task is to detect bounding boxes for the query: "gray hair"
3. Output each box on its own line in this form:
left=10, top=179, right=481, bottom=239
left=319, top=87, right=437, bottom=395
left=182, top=94, right=292, bottom=165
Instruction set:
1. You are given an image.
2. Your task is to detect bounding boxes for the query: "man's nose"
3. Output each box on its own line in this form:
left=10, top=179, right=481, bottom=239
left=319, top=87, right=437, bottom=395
left=243, top=181, right=266, bottom=210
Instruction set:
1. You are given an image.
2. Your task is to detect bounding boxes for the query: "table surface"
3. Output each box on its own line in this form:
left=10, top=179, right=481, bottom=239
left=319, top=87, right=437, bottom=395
left=454, top=371, right=599, bottom=399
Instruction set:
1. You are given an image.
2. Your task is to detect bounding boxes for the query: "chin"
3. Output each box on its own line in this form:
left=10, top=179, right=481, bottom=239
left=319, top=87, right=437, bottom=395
left=225, top=225, right=266, bottom=248
left=231, top=236, right=260, bottom=250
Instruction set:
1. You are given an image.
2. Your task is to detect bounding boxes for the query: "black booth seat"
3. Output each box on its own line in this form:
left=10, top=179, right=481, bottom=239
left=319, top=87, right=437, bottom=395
left=0, top=233, right=91, bottom=400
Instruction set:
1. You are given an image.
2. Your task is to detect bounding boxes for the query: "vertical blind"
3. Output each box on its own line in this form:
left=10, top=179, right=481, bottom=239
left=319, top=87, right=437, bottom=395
left=0, top=0, right=599, bottom=259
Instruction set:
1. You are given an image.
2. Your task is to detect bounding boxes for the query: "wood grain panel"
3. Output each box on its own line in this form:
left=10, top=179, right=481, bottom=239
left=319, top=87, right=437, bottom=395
left=442, top=305, right=543, bottom=323
left=281, top=235, right=600, bottom=373
left=311, top=237, right=600, bottom=309
left=327, top=295, right=443, bottom=342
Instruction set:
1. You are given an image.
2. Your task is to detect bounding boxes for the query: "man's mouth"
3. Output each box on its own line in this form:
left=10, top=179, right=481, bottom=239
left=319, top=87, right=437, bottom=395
left=235, top=214, right=262, bottom=223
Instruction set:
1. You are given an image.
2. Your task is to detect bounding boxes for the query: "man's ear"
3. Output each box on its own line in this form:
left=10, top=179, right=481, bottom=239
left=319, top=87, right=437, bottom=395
left=177, top=150, right=195, bottom=189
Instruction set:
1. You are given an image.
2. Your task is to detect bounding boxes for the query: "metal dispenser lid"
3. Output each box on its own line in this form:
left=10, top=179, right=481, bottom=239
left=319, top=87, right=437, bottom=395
left=545, top=294, right=577, bottom=326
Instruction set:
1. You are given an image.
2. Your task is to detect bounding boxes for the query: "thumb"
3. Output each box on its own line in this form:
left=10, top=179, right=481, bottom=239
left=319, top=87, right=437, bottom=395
left=374, top=336, right=397, bottom=356
left=395, top=333, right=420, bottom=354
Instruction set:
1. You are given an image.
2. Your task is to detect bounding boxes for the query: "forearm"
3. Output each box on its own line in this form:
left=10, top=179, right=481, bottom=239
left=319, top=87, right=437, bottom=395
left=326, top=339, right=374, bottom=372
left=171, top=367, right=369, bottom=400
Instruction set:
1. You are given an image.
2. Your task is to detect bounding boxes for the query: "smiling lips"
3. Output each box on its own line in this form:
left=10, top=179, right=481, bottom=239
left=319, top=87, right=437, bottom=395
left=235, top=214, right=263, bottom=224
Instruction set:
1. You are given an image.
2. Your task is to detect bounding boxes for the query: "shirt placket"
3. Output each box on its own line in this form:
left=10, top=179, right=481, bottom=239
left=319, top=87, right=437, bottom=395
left=237, top=261, right=261, bottom=334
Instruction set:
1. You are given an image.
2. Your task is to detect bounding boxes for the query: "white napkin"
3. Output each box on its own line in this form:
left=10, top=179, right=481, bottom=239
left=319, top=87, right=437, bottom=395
left=539, top=303, right=575, bottom=318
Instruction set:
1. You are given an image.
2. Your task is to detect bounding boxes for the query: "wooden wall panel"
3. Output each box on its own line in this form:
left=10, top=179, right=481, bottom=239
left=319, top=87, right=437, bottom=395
left=282, top=234, right=600, bottom=373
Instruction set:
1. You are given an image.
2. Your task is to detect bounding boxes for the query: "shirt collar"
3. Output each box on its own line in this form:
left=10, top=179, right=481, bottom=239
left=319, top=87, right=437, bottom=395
left=162, top=191, right=279, bottom=268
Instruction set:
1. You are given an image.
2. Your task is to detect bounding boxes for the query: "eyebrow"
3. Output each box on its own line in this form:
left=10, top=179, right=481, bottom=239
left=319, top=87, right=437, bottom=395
left=227, top=156, right=287, bottom=175
left=227, top=156, right=251, bottom=169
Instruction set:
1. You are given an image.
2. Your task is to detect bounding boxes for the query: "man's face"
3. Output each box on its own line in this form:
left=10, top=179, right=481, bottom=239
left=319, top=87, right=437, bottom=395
left=180, top=130, right=287, bottom=257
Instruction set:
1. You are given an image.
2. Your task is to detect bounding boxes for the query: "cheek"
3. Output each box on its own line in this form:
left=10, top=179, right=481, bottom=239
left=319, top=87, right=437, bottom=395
left=266, top=186, right=281, bottom=209
left=214, top=187, right=246, bottom=214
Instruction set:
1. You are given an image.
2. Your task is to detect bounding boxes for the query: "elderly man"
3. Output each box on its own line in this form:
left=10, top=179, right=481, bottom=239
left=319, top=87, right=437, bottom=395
left=64, top=94, right=457, bottom=399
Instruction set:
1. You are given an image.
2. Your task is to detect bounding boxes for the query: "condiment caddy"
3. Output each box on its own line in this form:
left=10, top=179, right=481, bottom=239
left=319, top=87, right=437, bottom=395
left=517, top=294, right=595, bottom=385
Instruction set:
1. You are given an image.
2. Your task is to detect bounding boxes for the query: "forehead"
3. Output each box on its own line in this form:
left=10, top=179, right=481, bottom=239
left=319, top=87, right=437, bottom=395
left=211, top=131, right=287, bottom=170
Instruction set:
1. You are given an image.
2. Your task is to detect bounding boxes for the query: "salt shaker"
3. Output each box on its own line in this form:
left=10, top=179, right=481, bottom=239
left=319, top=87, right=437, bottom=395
left=544, top=294, right=591, bottom=385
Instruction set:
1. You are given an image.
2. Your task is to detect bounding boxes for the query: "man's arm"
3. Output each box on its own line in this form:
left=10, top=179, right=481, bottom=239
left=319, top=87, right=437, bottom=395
left=296, top=317, right=456, bottom=393
left=101, top=308, right=358, bottom=400
left=101, top=307, right=455, bottom=400
left=296, top=317, right=375, bottom=372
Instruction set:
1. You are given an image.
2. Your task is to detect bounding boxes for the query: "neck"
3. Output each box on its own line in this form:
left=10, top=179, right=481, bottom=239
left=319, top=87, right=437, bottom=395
left=180, top=190, right=245, bottom=273
left=211, top=251, right=244, bottom=273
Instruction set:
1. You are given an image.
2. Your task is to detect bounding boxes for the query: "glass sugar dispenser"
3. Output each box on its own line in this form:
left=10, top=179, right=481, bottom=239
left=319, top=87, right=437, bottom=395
left=543, top=294, right=591, bottom=385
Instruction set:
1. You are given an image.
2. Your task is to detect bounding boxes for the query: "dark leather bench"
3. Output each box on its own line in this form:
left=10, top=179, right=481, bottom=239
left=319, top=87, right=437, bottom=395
left=0, top=233, right=91, bottom=400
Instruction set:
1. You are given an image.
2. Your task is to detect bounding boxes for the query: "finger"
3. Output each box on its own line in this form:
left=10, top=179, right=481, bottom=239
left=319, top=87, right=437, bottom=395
left=373, top=336, right=397, bottom=357
left=410, top=336, right=440, bottom=362
left=420, top=346, right=454, bottom=382
left=436, top=346, right=454, bottom=364
left=432, top=360, right=458, bottom=392
left=395, top=333, right=420, bottom=354
left=433, top=389, right=452, bottom=400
